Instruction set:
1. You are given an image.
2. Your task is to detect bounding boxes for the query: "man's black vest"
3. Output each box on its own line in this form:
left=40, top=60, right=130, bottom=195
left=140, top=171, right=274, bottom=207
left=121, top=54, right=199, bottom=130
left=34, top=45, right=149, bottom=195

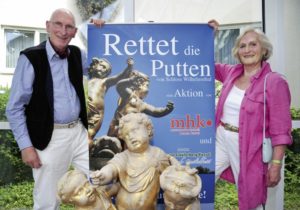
left=21, top=41, right=88, bottom=150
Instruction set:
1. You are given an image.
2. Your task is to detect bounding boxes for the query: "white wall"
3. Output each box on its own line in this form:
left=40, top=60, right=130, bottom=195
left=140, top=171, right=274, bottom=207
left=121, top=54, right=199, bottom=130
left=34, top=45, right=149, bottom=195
left=265, top=0, right=300, bottom=108
left=134, top=0, right=261, bottom=24
left=284, top=0, right=300, bottom=108
left=0, top=0, right=82, bottom=28
left=0, top=0, right=85, bottom=87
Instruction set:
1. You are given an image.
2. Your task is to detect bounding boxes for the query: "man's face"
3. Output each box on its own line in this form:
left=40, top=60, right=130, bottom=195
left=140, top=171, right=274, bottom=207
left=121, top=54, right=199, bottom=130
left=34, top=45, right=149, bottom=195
left=46, top=10, right=77, bottom=52
left=122, top=121, right=150, bottom=153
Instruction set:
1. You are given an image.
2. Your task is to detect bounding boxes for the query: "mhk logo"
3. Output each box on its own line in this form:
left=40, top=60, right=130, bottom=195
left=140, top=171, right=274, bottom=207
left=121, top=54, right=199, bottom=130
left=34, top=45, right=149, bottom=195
left=170, top=114, right=213, bottom=129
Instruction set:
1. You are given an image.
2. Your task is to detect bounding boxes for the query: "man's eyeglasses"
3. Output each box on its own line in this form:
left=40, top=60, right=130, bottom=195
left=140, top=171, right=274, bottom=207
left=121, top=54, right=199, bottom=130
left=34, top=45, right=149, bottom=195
left=50, top=21, right=76, bottom=32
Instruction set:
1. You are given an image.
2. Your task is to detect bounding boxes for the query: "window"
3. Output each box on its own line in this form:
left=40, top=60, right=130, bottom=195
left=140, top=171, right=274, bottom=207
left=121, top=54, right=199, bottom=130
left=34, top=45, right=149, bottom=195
left=215, top=23, right=262, bottom=65
left=5, top=29, right=34, bottom=68
left=215, top=29, right=240, bottom=64
left=40, top=33, right=48, bottom=43
left=3, top=28, right=47, bottom=73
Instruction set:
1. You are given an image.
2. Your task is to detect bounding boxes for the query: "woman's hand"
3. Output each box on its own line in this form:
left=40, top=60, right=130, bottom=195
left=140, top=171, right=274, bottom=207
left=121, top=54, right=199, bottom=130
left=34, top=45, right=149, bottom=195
left=267, top=164, right=281, bottom=187
left=90, top=18, right=105, bottom=27
left=267, top=145, right=286, bottom=187
left=208, top=19, right=219, bottom=33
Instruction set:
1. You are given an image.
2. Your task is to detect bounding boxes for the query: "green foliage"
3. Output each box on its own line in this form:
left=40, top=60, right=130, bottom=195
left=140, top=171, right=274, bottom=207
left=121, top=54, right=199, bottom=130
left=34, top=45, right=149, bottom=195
left=0, top=181, right=74, bottom=209
left=215, top=180, right=238, bottom=210
left=0, top=87, right=32, bottom=185
left=284, top=150, right=300, bottom=192
left=0, top=88, right=9, bottom=121
left=0, top=181, right=33, bottom=208
left=76, top=0, right=117, bottom=20
left=284, top=149, right=300, bottom=209
left=0, top=130, right=32, bottom=185
left=290, top=107, right=300, bottom=153
left=215, top=80, right=222, bottom=98
left=289, top=128, right=300, bottom=153
left=291, top=107, right=300, bottom=120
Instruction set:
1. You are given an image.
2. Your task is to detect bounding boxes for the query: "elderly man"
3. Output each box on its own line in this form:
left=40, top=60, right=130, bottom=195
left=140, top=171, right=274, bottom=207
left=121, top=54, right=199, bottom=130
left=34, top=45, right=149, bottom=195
left=6, top=8, right=103, bottom=210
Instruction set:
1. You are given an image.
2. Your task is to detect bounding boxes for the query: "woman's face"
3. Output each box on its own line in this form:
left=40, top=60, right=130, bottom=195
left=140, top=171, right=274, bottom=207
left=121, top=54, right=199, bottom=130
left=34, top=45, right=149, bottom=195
left=238, top=31, right=265, bottom=68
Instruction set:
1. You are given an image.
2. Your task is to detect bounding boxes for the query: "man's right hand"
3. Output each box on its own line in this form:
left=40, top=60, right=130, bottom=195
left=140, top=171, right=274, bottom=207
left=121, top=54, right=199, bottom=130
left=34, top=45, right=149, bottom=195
left=21, top=147, right=42, bottom=169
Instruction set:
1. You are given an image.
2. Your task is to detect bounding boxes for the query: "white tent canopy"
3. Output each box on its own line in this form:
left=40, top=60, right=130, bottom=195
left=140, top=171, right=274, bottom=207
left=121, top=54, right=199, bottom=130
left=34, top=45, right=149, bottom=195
left=133, top=0, right=262, bottom=24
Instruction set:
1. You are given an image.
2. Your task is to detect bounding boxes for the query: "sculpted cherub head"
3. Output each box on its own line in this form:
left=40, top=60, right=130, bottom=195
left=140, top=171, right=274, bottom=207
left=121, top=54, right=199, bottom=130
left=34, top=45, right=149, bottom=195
left=118, top=113, right=153, bottom=153
left=88, top=57, right=112, bottom=78
left=160, top=165, right=202, bottom=210
left=58, top=170, right=118, bottom=210
left=57, top=170, right=97, bottom=207
left=130, top=70, right=150, bottom=98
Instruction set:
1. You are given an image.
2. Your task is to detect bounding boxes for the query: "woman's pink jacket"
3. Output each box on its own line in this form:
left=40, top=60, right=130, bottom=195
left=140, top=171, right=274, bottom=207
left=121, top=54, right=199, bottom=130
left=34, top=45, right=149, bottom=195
left=215, top=61, right=292, bottom=210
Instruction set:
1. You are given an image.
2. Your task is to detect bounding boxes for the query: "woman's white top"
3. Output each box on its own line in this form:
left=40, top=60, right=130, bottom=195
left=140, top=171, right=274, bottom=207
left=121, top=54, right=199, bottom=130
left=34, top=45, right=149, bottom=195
left=220, top=85, right=245, bottom=127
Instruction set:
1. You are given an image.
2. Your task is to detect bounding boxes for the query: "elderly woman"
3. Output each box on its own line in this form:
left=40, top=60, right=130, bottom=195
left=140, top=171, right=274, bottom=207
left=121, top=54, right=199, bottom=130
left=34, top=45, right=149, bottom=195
left=210, top=21, right=292, bottom=210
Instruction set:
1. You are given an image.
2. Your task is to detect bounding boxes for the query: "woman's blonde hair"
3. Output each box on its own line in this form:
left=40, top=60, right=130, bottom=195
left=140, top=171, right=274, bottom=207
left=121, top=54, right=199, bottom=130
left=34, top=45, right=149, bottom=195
left=232, top=28, right=273, bottom=63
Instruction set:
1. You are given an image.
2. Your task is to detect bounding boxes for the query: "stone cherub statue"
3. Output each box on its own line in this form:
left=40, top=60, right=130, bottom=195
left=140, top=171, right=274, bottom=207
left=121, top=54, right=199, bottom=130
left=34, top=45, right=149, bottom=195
left=87, top=57, right=133, bottom=145
left=160, top=165, right=202, bottom=210
left=57, top=169, right=119, bottom=210
left=90, top=113, right=180, bottom=210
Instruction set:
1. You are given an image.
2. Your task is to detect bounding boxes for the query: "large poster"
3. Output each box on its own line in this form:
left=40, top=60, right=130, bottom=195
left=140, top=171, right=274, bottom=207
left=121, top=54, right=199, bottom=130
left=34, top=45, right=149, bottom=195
left=88, top=23, right=215, bottom=209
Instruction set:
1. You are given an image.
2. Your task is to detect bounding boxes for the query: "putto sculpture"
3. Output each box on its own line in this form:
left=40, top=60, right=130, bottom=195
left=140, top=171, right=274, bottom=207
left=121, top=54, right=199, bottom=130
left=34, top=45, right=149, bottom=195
left=107, top=69, right=174, bottom=137
left=57, top=169, right=118, bottom=210
left=160, top=165, right=202, bottom=210
left=87, top=57, right=133, bottom=145
left=91, top=113, right=180, bottom=209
